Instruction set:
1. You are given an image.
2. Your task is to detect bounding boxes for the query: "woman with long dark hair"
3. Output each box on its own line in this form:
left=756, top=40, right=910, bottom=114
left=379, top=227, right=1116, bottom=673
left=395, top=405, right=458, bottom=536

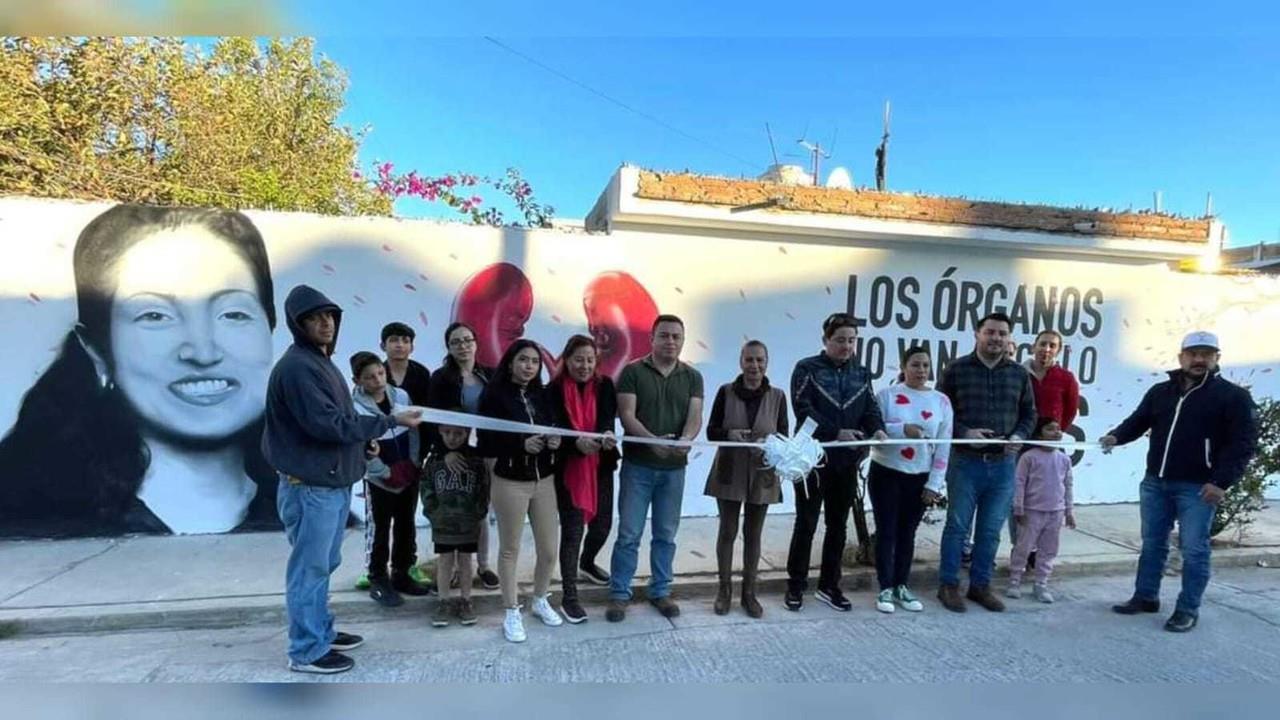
left=476, top=338, right=563, bottom=642
left=547, top=334, right=618, bottom=623
left=869, top=345, right=953, bottom=614
left=0, top=204, right=278, bottom=537
left=426, top=320, right=500, bottom=589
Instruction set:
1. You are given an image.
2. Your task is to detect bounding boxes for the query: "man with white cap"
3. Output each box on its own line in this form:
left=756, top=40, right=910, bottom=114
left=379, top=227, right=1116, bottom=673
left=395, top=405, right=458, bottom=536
left=1100, top=330, right=1257, bottom=632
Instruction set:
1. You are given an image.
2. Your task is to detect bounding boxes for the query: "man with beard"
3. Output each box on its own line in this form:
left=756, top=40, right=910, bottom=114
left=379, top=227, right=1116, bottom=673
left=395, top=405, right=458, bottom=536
left=1102, top=331, right=1257, bottom=633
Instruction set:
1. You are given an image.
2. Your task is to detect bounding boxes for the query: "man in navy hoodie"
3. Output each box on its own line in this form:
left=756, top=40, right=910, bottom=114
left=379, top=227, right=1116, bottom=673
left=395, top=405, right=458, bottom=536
left=263, top=285, right=422, bottom=674
left=1102, top=330, right=1257, bottom=633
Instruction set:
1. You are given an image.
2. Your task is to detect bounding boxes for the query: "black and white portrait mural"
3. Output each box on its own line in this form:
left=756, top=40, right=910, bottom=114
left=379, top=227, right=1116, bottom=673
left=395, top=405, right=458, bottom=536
left=1, top=197, right=1277, bottom=539
left=0, top=205, right=280, bottom=537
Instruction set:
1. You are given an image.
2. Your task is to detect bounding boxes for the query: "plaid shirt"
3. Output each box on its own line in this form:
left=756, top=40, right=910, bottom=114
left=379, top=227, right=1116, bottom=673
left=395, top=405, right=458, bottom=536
left=938, top=352, right=1037, bottom=450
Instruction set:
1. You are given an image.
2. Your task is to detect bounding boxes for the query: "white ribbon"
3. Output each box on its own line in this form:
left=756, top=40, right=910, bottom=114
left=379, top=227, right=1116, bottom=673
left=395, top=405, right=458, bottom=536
left=411, top=406, right=1098, bottom=448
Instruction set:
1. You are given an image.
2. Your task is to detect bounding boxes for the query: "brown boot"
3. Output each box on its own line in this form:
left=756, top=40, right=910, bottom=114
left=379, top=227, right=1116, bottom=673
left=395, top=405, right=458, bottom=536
left=937, top=584, right=967, bottom=613
left=714, top=581, right=732, bottom=615
left=966, top=584, right=1006, bottom=612
left=740, top=573, right=763, bottom=619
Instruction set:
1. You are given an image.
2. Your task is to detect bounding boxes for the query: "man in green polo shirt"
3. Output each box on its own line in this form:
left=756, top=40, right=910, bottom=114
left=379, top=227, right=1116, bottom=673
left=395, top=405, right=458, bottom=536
left=606, top=314, right=704, bottom=622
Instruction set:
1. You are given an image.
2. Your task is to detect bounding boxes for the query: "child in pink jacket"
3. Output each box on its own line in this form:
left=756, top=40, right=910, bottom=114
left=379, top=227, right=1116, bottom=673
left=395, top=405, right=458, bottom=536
left=1007, top=417, right=1076, bottom=603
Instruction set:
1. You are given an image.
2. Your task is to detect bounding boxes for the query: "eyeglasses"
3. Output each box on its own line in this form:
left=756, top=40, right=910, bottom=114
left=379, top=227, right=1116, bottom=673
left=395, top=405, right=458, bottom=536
left=448, top=337, right=477, bottom=348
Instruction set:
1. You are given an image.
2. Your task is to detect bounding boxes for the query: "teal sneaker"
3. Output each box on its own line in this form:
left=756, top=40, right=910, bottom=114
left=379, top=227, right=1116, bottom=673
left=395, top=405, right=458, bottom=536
left=895, top=585, right=924, bottom=612
left=354, top=574, right=371, bottom=591
left=876, top=589, right=896, bottom=614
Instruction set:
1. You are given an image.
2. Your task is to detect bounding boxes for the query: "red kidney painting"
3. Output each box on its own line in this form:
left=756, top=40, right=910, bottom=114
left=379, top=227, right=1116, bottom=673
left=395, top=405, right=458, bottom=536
left=583, top=271, right=659, bottom=379
left=451, top=262, right=534, bottom=368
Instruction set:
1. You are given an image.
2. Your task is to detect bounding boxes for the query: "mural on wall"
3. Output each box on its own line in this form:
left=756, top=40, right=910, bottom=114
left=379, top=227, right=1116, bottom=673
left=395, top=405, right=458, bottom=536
left=0, top=205, right=280, bottom=538
left=450, top=263, right=658, bottom=380
left=1, top=197, right=1277, bottom=538
left=0, top=204, right=662, bottom=539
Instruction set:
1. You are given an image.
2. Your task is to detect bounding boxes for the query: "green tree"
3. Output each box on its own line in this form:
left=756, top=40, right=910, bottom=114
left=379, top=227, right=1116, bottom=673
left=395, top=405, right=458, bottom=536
left=0, top=37, right=390, bottom=215
left=1212, top=396, right=1280, bottom=539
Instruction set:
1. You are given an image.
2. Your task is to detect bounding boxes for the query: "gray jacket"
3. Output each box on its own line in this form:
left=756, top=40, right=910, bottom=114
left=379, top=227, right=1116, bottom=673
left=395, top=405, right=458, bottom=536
left=261, top=285, right=397, bottom=488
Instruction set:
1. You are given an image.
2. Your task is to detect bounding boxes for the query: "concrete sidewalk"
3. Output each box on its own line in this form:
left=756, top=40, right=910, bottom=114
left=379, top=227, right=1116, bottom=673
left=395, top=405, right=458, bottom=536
left=2, top=503, right=1277, bottom=637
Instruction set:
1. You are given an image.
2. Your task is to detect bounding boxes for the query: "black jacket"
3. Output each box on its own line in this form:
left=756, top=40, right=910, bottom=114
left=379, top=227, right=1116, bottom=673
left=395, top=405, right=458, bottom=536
left=548, top=376, right=620, bottom=476
left=790, top=352, right=885, bottom=468
left=425, top=362, right=492, bottom=456
left=1108, top=369, right=1257, bottom=489
left=476, top=380, right=559, bottom=481
left=261, top=286, right=396, bottom=487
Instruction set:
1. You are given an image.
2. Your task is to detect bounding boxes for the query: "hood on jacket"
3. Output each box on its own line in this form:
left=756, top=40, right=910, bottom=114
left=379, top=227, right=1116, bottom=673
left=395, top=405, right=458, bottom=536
left=284, top=285, right=342, bottom=356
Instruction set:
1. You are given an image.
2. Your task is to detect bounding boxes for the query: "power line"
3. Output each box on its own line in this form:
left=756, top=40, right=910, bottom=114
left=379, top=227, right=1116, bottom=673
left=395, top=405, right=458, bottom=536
left=483, top=37, right=759, bottom=171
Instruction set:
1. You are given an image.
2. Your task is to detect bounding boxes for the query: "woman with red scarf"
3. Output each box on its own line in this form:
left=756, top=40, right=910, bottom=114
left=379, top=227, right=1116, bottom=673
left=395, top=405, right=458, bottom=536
left=548, top=335, right=619, bottom=623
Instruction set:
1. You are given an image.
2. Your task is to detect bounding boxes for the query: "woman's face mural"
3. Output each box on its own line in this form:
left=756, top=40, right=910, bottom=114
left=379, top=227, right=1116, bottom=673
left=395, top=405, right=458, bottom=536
left=451, top=263, right=534, bottom=368
left=108, top=225, right=274, bottom=441
left=583, top=271, right=658, bottom=379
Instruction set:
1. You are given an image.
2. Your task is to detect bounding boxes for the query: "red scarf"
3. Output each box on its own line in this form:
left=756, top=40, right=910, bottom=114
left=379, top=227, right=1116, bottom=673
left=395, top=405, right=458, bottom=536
left=561, top=377, right=599, bottom=524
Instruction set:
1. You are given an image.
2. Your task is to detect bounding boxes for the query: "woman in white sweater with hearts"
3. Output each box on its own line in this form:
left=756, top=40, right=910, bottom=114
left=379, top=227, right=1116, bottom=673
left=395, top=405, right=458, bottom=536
left=868, top=345, right=954, bottom=614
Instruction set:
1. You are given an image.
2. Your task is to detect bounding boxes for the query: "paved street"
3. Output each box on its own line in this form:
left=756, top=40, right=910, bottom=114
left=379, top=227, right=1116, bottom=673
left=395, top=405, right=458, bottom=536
left=3, top=566, right=1277, bottom=682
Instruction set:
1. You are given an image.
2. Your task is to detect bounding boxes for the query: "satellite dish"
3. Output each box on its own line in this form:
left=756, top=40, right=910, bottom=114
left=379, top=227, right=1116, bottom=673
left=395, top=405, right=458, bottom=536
left=826, top=167, right=853, bottom=189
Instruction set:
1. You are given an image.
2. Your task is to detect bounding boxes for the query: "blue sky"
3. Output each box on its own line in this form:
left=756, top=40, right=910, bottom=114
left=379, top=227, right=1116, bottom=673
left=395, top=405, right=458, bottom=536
left=300, top=3, right=1279, bottom=246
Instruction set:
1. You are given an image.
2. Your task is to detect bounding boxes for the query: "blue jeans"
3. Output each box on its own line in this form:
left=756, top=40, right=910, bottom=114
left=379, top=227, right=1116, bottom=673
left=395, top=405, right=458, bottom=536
left=609, top=461, right=685, bottom=601
left=1135, top=476, right=1215, bottom=616
left=939, top=452, right=1016, bottom=588
left=277, top=477, right=351, bottom=664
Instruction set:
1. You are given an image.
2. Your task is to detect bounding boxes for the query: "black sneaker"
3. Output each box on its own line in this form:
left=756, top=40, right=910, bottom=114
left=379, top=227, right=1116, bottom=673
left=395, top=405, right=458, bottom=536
left=392, top=573, right=433, bottom=597
left=289, top=650, right=354, bottom=675
left=816, top=587, right=852, bottom=612
left=561, top=597, right=588, bottom=624
left=784, top=588, right=803, bottom=611
left=369, top=578, right=404, bottom=608
left=330, top=631, right=364, bottom=651
left=579, top=563, right=611, bottom=586
left=1164, top=610, right=1198, bottom=633
left=1112, top=596, right=1161, bottom=615
left=478, top=568, right=501, bottom=591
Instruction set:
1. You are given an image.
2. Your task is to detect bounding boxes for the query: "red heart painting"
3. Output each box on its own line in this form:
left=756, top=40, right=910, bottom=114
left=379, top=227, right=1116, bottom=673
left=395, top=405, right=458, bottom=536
left=582, top=271, right=659, bottom=380
left=895, top=394, right=910, bottom=405
left=921, top=410, right=933, bottom=420
left=452, top=262, right=534, bottom=368
left=900, top=447, right=916, bottom=460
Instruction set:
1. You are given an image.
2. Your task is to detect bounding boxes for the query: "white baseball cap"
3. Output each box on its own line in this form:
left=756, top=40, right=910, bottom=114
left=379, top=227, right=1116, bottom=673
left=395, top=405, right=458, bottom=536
left=1180, top=330, right=1220, bottom=351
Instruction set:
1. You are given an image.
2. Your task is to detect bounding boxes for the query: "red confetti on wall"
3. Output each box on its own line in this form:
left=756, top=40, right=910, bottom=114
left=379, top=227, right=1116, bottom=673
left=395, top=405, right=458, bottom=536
left=321, top=263, right=336, bottom=274
left=382, top=244, right=393, bottom=252
left=403, top=283, right=417, bottom=292
left=27, top=292, right=40, bottom=303
left=418, top=311, right=430, bottom=327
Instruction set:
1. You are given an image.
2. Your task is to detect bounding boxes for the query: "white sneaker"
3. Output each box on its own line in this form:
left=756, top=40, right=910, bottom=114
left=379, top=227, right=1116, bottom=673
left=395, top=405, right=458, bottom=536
left=875, top=589, right=896, bottom=614
left=531, top=594, right=564, bottom=627
left=1005, top=581, right=1023, bottom=599
left=1033, top=584, right=1055, bottom=604
left=503, top=607, right=527, bottom=643
left=895, top=585, right=924, bottom=612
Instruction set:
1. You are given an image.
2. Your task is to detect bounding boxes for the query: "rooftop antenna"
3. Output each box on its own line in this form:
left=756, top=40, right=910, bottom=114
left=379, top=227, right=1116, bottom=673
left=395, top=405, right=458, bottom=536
left=796, top=128, right=832, bottom=187
left=765, top=122, right=780, bottom=167
left=1205, top=191, right=1214, bottom=218
left=875, top=100, right=891, bottom=191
